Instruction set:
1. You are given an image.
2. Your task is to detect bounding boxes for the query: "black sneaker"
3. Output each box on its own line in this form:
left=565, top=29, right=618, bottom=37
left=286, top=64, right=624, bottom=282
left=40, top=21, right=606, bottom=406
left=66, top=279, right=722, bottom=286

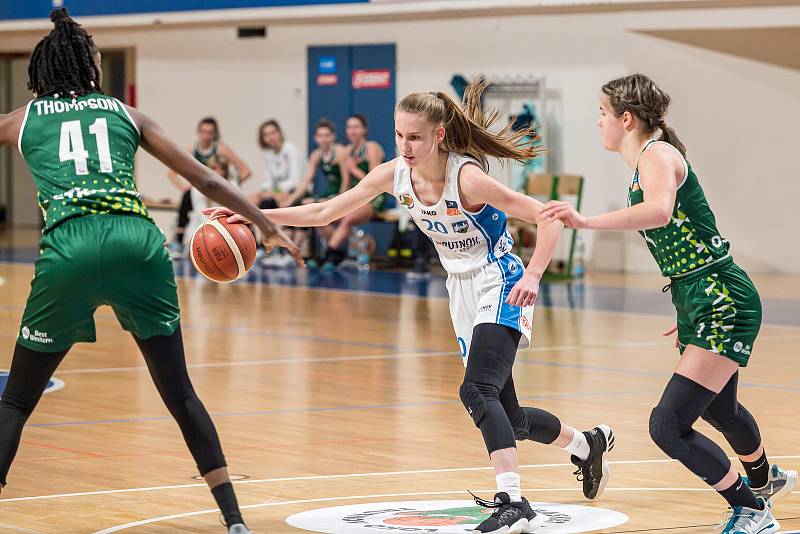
left=571, top=424, right=614, bottom=500
left=470, top=491, right=546, bottom=534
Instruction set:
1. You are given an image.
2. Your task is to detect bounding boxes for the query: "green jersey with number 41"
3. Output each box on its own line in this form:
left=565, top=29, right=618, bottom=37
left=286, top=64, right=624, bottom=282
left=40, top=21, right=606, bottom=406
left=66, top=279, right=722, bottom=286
left=18, top=92, right=151, bottom=233
left=628, top=140, right=730, bottom=278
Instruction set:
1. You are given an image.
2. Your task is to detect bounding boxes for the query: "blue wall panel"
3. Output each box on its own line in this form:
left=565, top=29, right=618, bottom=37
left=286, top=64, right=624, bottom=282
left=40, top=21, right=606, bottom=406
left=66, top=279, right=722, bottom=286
left=1, top=0, right=367, bottom=21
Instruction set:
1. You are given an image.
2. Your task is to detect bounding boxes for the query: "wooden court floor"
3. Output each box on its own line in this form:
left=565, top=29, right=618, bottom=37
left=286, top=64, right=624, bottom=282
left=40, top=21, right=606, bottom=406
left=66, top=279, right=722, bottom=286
left=0, top=258, right=798, bottom=533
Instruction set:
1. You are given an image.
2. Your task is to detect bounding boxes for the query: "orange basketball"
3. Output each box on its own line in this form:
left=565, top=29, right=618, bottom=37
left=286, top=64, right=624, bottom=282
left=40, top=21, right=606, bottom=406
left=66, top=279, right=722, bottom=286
left=189, top=216, right=257, bottom=282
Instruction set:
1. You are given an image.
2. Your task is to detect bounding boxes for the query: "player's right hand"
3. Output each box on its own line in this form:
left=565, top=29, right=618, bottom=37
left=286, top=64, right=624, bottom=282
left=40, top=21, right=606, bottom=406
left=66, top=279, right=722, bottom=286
left=202, top=207, right=250, bottom=224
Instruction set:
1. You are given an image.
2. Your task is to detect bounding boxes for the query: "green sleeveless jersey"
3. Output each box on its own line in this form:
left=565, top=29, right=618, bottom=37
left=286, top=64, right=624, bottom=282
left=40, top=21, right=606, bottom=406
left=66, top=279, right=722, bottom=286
left=19, top=92, right=150, bottom=233
left=628, top=140, right=729, bottom=278
left=319, top=147, right=342, bottom=197
left=193, top=142, right=218, bottom=166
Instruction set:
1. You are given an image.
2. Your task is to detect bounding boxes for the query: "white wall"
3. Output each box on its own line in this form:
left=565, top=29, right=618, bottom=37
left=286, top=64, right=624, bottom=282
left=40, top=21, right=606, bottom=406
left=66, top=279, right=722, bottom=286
left=2, top=5, right=799, bottom=272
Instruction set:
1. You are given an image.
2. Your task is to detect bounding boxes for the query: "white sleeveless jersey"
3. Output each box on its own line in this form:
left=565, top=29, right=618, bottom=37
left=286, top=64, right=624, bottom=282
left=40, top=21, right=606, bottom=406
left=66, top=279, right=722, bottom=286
left=393, top=152, right=514, bottom=274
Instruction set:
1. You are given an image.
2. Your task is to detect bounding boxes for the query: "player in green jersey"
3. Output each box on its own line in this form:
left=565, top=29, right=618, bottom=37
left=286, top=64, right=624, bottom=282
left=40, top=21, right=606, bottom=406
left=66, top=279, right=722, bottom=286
left=0, top=9, right=301, bottom=534
left=542, top=74, right=794, bottom=534
left=282, top=119, right=351, bottom=266
left=314, top=114, right=388, bottom=270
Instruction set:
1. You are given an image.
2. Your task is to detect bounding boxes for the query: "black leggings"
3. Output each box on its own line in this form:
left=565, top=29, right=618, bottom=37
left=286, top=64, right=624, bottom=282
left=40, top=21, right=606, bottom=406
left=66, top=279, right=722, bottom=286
left=460, top=323, right=562, bottom=454
left=0, top=326, right=226, bottom=487
left=649, top=372, right=761, bottom=486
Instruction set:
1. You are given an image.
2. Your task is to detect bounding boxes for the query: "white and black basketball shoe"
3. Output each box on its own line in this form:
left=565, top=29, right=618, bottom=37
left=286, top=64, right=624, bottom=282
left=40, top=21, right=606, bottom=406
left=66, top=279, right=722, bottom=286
left=470, top=492, right=547, bottom=534
left=571, top=424, right=614, bottom=500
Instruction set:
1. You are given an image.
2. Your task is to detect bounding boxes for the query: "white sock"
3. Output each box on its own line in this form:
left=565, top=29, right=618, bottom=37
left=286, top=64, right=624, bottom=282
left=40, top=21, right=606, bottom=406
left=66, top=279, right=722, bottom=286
left=496, top=472, right=522, bottom=502
left=562, top=429, right=590, bottom=461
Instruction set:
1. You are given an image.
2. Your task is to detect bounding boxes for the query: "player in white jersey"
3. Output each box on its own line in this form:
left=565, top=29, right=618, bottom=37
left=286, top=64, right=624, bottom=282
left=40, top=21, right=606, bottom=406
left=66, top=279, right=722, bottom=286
left=207, top=79, right=613, bottom=534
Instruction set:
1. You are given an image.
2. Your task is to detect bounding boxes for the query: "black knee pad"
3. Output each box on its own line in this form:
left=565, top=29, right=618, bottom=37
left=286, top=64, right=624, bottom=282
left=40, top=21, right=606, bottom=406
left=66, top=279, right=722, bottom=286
left=460, top=381, right=488, bottom=427
left=649, top=406, right=689, bottom=460
left=702, top=403, right=762, bottom=456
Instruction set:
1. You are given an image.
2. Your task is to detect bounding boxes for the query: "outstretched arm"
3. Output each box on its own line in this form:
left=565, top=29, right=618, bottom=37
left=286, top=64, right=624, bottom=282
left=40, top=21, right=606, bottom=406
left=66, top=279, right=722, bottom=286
left=127, top=106, right=302, bottom=262
left=459, top=163, right=564, bottom=307
left=541, top=146, right=678, bottom=231
left=207, top=160, right=396, bottom=227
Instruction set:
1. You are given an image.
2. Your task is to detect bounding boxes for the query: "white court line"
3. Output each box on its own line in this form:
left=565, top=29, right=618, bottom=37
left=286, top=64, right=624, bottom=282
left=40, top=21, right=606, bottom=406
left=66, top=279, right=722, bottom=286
left=92, top=483, right=796, bottom=534
left=50, top=331, right=800, bottom=376
left=4, top=455, right=799, bottom=504
left=0, top=275, right=5, bottom=286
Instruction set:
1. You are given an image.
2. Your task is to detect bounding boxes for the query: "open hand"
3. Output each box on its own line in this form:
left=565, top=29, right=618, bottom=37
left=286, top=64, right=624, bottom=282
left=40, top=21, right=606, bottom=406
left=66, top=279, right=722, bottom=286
left=540, top=201, right=588, bottom=229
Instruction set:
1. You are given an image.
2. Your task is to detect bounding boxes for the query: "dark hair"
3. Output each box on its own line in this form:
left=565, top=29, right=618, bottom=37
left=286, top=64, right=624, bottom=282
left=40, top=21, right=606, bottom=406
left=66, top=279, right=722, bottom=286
left=28, top=8, right=101, bottom=98
left=258, top=119, right=283, bottom=149
left=602, top=74, right=687, bottom=157
left=397, top=77, right=542, bottom=163
left=197, top=117, right=220, bottom=141
left=346, top=114, right=368, bottom=129
left=314, top=118, right=336, bottom=134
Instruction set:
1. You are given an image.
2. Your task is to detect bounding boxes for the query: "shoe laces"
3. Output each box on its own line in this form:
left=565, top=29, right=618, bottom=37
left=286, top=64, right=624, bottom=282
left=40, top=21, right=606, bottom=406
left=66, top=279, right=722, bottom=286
left=469, top=491, right=503, bottom=509
left=469, top=492, right=520, bottom=524
left=573, top=467, right=584, bottom=481
left=573, top=458, right=592, bottom=482
left=716, top=506, right=758, bottom=532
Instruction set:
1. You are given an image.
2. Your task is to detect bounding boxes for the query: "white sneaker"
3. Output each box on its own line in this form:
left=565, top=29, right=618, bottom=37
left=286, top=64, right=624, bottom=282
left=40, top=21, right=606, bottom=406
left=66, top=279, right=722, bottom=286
left=718, top=498, right=779, bottom=534
left=272, top=253, right=297, bottom=267
left=260, top=252, right=284, bottom=267
left=746, top=464, right=797, bottom=503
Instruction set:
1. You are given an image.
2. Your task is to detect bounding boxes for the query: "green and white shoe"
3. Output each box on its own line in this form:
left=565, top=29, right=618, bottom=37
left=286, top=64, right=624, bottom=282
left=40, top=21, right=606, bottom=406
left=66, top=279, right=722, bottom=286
left=744, top=464, right=797, bottom=503
left=718, top=498, right=779, bottom=534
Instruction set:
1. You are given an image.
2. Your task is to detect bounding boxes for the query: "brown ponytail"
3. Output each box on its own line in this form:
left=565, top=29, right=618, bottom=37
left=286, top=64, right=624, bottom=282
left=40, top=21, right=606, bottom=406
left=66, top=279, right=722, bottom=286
left=396, top=77, right=542, bottom=164
left=602, top=74, right=687, bottom=157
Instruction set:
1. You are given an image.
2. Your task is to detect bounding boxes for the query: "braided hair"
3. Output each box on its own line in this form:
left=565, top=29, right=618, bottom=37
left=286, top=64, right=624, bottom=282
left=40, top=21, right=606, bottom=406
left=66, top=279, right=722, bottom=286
left=28, top=8, right=101, bottom=98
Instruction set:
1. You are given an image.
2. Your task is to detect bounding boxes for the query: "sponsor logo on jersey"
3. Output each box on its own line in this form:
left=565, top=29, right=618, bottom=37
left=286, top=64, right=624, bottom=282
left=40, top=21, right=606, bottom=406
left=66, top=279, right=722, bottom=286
left=21, top=325, right=53, bottom=345
left=399, top=193, right=414, bottom=209
left=421, top=209, right=437, bottom=216
left=732, top=342, right=751, bottom=356
left=452, top=220, right=469, bottom=233
left=286, top=500, right=629, bottom=533
left=522, top=315, right=531, bottom=331
left=445, top=200, right=461, bottom=216
left=478, top=304, right=493, bottom=313
left=435, top=236, right=481, bottom=251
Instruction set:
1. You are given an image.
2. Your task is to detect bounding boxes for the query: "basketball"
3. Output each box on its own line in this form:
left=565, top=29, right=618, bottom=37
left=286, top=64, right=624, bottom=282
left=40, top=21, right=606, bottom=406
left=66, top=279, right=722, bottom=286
left=189, top=216, right=257, bottom=282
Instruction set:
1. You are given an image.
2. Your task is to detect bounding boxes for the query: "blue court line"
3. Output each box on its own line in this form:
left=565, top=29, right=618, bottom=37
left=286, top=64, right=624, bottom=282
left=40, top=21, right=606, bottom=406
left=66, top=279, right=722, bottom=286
left=27, top=388, right=653, bottom=429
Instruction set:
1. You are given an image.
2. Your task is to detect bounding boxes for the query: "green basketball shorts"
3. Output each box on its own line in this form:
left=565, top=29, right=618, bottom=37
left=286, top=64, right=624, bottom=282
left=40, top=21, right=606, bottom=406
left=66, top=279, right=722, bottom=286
left=18, top=214, right=180, bottom=352
left=671, top=258, right=761, bottom=366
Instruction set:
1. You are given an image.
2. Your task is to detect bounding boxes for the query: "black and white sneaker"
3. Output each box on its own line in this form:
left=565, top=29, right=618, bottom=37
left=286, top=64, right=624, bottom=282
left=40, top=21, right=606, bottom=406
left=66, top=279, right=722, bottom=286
left=470, top=491, right=547, bottom=534
left=571, top=424, right=614, bottom=500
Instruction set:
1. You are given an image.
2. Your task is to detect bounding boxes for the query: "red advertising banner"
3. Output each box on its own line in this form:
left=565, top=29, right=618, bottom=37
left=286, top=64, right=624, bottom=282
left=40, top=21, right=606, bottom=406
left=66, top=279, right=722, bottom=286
left=317, top=74, right=339, bottom=86
left=351, top=69, right=391, bottom=89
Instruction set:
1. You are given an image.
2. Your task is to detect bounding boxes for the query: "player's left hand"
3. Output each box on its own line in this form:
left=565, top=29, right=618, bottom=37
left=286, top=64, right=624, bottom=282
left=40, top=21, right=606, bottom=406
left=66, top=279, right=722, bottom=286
left=662, top=323, right=679, bottom=348
left=540, top=201, right=588, bottom=229
left=506, top=273, right=540, bottom=307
